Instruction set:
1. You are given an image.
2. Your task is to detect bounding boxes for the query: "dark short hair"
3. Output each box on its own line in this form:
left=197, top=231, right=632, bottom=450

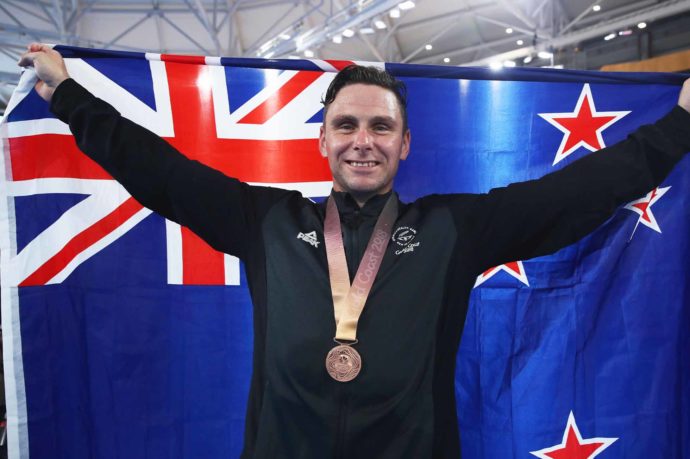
left=321, top=65, right=409, bottom=132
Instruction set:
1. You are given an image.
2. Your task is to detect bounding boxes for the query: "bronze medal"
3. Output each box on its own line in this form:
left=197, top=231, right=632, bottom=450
left=323, top=195, right=397, bottom=383
left=325, top=344, right=361, bottom=382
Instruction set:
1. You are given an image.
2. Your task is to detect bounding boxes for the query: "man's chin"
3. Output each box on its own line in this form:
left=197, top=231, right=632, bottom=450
left=342, top=182, right=382, bottom=196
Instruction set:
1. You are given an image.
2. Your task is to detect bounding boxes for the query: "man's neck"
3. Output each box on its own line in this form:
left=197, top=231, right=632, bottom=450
left=338, top=190, right=392, bottom=208
left=352, top=194, right=372, bottom=208
left=333, top=190, right=393, bottom=212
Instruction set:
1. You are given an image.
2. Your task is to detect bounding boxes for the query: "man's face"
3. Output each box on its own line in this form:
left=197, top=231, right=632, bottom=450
left=319, top=83, right=410, bottom=203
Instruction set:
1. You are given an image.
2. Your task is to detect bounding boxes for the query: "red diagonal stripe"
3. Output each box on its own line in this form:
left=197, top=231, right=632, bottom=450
left=238, top=70, right=322, bottom=124
left=163, top=61, right=331, bottom=183
left=19, top=197, right=144, bottom=286
left=9, top=135, right=111, bottom=180
left=325, top=60, right=355, bottom=71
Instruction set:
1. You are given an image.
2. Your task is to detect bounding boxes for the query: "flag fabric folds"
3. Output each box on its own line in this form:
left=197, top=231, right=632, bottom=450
left=1, top=46, right=688, bottom=458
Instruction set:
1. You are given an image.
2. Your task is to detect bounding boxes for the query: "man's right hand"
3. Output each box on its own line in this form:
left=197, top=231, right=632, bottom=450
left=18, top=43, right=70, bottom=103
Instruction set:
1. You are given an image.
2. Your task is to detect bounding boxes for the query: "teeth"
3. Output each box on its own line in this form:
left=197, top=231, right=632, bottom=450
left=349, top=161, right=377, bottom=167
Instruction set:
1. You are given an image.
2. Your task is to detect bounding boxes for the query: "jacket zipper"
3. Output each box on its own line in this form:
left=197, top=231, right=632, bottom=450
left=345, top=210, right=362, bottom=281
left=334, top=391, right=349, bottom=459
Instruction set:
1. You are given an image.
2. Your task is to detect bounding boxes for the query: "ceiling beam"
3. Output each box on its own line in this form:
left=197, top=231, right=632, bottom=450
left=103, top=13, right=154, bottom=49
left=559, top=0, right=604, bottom=36
left=268, top=0, right=407, bottom=57
left=395, top=1, right=494, bottom=33
left=461, top=0, right=690, bottom=66
left=0, top=3, right=43, bottom=41
left=158, top=12, right=211, bottom=54
left=474, top=14, right=544, bottom=38
left=415, top=33, right=533, bottom=65
left=243, top=2, right=300, bottom=56
left=357, top=33, right=384, bottom=61
left=6, top=0, right=52, bottom=24
left=559, top=0, right=657, bottom=31
left=51, top=0, right=66, bottom=40
left=497, top=0, right=535, bottom=29
left=402, top=16, right=458, bottom=63
left=186, top=0, right=222, bottom=54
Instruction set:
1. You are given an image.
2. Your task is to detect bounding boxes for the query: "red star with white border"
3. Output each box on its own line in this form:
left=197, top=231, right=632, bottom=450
left=539, top=84, right=630, bottom=166
left=474, top=261, right=529, bottom=287
left=530, top=411, right=618, bottom=459
left=624, top=186, right=671, bottom=238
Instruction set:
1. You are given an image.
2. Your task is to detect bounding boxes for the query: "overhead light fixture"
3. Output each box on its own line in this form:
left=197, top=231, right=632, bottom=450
left=489, top=61, right=503, bottom=70
left=523, top=56, right=533, bottom=64
left=425, top=44, right=433, bottom=50
left=259, top=42, right=272, bottom=53
left=618, top=29, right=632, bottom=36
left=332, top=34, right=342, bottom=44
left=638, top=22, right=647, bottom=29
left=304, top=49, right=314, bottom=58
left=506, top=28, right=513, bottom=34
left=443, top=57, right=450, bottom=63
left=342, top=28, right=355, bottom=38
left=264, top=52, right=275, bottom=59
left=288, top=55, right=300, bottom=59
left=537, top=51, right=553, bottom=59
left=360, top=27, right=375, bottom=35
left=375, top=20, right=387, bottom=30
left=604, top=33, right=616, bottom=41
left=295, top=34, right=307, bottom=47
left=279, top=33, right=291, bottom=40
left=516, top=39, right=524, bottom=46
left=503, top=60, right=516, bottom=68
left=399, top=1, right=415, bottom=10
left=389, top=8, right=401, bottom=18
left=593, top=5, right=601, bottom=11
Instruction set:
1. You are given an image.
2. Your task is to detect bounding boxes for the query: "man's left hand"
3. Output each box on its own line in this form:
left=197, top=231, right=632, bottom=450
left=679, top=78, right=690, bottom=114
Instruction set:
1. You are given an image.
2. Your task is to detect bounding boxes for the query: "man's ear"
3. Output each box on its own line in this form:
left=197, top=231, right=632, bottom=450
left=319, top=125, right=327, bottom=158
left=400, top=129, right=411, bottom=160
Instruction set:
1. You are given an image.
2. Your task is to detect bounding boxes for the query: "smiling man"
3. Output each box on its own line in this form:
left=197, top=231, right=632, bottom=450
left=18, top=44, right=690, bottom=458
left=319, top=70, right=410, bottom=206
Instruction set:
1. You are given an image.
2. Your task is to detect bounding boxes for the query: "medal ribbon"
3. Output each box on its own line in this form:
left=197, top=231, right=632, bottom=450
left=324, top=194, right=398, bottom=342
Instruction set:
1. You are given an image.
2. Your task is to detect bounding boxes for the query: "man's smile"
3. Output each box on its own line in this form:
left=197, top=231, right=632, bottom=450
left=345, top=160, right=380, bottom=168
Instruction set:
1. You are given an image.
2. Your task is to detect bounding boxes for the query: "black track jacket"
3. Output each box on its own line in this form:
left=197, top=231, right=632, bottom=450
left=51, top=78, right=690, bottom=458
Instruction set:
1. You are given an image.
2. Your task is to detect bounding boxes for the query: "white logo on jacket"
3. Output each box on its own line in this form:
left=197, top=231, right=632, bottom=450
left=297, top=231, right=320, bottom=247
left=392, top=226, right=420, bottom=255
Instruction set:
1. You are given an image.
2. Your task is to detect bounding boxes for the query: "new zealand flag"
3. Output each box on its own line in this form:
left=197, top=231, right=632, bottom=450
left=1, top=46, right=688, bottom=458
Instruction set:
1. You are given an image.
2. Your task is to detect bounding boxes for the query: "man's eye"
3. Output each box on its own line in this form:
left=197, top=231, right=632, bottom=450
left=374, top=124, right=391, bottom=131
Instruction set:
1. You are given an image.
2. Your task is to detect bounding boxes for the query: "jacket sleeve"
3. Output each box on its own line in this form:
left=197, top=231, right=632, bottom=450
left=452, top=105, right=690, bottom=274
left=50, top=78, right=290, bottom=260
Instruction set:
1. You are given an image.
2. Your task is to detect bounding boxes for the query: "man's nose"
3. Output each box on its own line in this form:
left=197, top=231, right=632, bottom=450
left=353, top=128, right=372, bottom=150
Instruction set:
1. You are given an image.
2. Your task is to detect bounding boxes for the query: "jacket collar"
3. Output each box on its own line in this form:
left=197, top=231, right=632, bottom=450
left=331, top=190, right=394, bottom=222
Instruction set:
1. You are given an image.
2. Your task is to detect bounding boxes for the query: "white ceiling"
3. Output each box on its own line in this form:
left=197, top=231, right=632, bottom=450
left=1, top=0, right=690, bottom=107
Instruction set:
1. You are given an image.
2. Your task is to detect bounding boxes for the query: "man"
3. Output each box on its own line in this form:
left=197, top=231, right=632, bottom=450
left=18, top=43, right=690, bottom=458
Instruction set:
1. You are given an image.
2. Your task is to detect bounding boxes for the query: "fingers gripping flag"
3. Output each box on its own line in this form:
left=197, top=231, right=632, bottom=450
left=1, top=47, right=689, bottom=458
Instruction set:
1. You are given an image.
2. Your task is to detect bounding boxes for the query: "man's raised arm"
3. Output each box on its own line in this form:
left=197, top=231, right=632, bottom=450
left=455, top=77, right=690, bottom=274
